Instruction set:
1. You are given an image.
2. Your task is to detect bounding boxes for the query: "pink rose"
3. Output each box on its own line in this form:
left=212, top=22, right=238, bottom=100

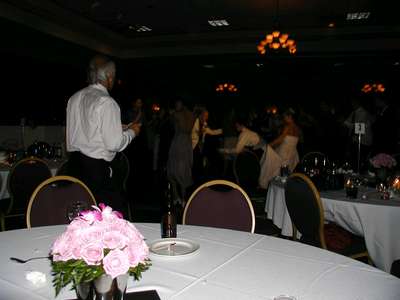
left=103, top=231, right=127, bottom=250
left=68, top=218, right=90, bottom=230
left=106, top=218, right=128, bottom=232
left=125, top=240, right=149, bottom=267
left=125, top=223, right=144, bottom=240
left=103, top=249, right=130, bottom=278
left=80, top=243, right=104, bottom=265
left=80, top=226, right=104, bottom=246
left=51, top=232, right=74, bottom=261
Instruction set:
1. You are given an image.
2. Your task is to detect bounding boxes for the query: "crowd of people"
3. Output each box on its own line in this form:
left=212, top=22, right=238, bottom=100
left=65, top=55, right=400, bottom=212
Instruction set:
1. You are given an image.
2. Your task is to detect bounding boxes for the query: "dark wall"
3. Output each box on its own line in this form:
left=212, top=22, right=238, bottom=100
left=1, top=17, right=400, bottom=126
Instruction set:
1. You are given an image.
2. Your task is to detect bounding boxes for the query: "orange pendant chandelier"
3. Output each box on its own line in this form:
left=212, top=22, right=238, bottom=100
left=257, top=0, right=296, bottom=55
left=257, top=30, right=296, bottom=55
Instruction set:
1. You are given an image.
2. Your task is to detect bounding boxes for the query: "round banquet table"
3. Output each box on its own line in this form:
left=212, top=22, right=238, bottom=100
left=0, top=224, right=399, bottom=300
left=265, top=179, right=400, bottom=273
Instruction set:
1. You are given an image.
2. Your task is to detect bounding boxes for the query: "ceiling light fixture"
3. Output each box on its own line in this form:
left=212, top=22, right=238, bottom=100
left=129, top=25, right=152, bottom=32
left=346, top=12, right=370, bottom=20
left=216, top=83, right=238, bottom=93
left=361, top=82, right=385, bottom=93
left=257, top=0, right=296, bottom=55
left=208, top=19, right=229, bottom=27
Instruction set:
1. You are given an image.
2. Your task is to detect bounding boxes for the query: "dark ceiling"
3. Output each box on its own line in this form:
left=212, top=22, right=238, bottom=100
left=1, top=0, right=400, bottom=58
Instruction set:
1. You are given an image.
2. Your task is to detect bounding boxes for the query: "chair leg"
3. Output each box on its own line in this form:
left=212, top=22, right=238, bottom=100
left=292, top=224, right=298, bottom=241
left=350, top=252, right=371, bottom=265
left=367, top=256, right=374, bottom=266
left=0, top=215, right=5, bottom=232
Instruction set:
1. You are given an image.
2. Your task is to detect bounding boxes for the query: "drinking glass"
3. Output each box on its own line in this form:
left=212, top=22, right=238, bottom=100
left=66, top=201, right=87, bottom=222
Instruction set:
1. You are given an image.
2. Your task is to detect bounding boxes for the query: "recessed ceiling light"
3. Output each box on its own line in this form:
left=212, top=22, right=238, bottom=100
left=91, top=1, right=101, bottom=9
left=129, top=25, right=152, bottom=32
left=256, top=63, right=264, bottom=67
left=328, top=22, right=335, bottom=28
left=208, top=19, right=229, bottom=27
left=346, top=12, right=370, bottom=20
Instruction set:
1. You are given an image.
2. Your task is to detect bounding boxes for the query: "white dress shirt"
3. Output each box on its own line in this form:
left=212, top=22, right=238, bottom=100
left=66, top=84, right=135, bottom=162
left=235, top=127, right=261, bottom=153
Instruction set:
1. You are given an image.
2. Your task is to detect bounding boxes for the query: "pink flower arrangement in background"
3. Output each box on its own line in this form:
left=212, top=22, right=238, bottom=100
left=370, top=153, right=397, bottom=169
left=51, top=203, right=150, bottom=295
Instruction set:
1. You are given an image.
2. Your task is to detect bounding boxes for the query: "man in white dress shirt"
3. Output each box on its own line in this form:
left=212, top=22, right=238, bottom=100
left=66, top=56, right=140, bottom=209
left=234, top=118, right=261, bottom=154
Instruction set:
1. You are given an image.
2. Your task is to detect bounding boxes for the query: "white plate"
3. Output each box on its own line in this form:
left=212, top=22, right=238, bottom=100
left=149, top=238, right=200, bottom=258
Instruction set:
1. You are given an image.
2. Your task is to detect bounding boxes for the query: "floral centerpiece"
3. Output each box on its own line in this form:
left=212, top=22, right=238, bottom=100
left=370, top=153, right=397, bottom=169
left=51, top=203, right=150, bottom=299
left=369, top=153, right=397, bottom=183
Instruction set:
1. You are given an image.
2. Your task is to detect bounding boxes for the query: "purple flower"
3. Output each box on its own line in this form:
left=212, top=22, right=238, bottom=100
left=80, top=210, right=102, bottom=224
left=113, top=210, right=124, bottom=219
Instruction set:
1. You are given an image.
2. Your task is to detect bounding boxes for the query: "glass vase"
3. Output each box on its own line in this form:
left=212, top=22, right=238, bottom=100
left=93, top=273, right=129, bottom=300
left=376, top=168, right=388, bottom=184
left=76, top=281, right=93, bottom=300
left=76, top=273, right=129, bottom=300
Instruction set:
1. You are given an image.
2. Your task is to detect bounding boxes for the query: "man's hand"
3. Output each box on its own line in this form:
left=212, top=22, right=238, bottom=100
left=129, top=122, right=141, bottom=135
left=122, top=124, right=129, bottom=130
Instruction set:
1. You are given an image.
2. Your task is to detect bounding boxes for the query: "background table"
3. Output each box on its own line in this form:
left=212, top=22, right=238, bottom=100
left=265, top=180, right=400, bottom=272
left=0, top=224, right=399, bottom=300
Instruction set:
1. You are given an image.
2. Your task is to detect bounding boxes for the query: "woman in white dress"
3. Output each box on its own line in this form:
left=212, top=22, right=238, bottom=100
left=259, top=109, right=300, bottom=189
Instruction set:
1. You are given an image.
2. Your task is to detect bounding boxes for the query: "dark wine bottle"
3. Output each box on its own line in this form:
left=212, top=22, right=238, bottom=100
left=161, top=183, right=177, bottom=238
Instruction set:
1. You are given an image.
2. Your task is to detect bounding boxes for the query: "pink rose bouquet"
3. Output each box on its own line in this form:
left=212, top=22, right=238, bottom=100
left=369, top=153, right=397, bottom=169
left=51, top=203, right=150, bottom=296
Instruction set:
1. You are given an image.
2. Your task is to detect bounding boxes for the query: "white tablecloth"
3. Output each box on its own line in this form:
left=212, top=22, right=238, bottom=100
left=265, top=181, right=400, bottom=272
left=0, top=224, right=399, bottom=300
left=0, top=161, right=60, bottom=200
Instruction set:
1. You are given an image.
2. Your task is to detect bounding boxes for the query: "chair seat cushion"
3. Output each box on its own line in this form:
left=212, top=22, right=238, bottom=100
left=324, top=223, right=367, bottom=256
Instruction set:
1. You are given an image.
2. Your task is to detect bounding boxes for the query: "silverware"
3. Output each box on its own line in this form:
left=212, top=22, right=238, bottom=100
left=153, top=242, right=176, bottom=251
left=10, top=256, right=50, bottom=264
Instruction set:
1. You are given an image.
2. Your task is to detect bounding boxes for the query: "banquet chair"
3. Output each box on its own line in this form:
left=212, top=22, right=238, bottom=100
left=26, top=176, right=96, bottom=228
left=1, top=157, right=52, bottom=231
left=110, top=152, right=132, bottom=220
left=233, top=149, right=266, bottom=217
left=284, top=173, right=369, bottom=261
left=233, top=149, right=261, bottom=193
left=391, top=260, right=400, bottom=278
left=182, top=180, right=255, bottom=233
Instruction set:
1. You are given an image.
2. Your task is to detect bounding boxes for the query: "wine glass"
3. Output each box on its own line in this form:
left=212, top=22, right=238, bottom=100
left=66, top=201, right=87, bottom=222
